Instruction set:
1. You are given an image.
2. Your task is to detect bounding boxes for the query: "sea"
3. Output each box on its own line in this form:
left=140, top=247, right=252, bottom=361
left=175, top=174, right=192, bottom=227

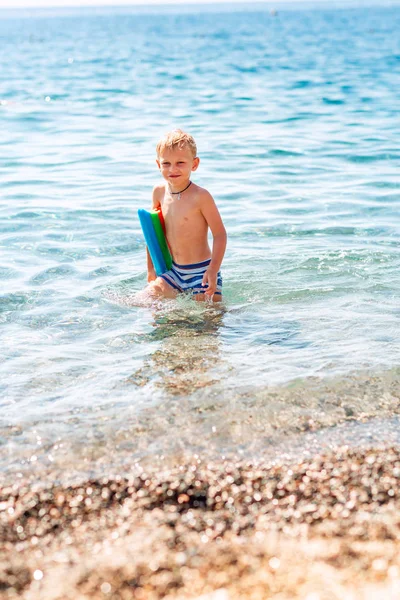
left=1, top=1, right=400, bottom=485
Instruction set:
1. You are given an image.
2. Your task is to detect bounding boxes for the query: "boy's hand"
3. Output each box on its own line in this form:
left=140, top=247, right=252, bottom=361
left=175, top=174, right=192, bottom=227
left=147, top=270, right=157, bottom=283
left=202, top=268, right=218, bottom=297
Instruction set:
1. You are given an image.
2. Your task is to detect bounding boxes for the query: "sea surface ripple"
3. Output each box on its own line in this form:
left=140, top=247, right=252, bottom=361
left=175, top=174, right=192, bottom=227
left=1, top=3, right=400, bottom=480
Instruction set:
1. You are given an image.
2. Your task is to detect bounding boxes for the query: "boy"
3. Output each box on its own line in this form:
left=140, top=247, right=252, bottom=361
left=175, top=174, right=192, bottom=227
left=147, top=130, right=227, bottom=302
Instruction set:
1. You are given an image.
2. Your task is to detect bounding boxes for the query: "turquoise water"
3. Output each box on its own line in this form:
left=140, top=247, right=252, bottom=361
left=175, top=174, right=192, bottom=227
left=1, top=3, right=400, bottom=481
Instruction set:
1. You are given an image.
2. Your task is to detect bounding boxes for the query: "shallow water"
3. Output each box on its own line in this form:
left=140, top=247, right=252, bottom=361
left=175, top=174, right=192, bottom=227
left=1, top=2, right=400, bottom=482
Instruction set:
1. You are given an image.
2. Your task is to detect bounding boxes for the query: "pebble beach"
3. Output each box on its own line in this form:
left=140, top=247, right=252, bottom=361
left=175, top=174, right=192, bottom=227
left=2, top=2, right=400, bottom=598
left=2, top=445, right=400, bottom=599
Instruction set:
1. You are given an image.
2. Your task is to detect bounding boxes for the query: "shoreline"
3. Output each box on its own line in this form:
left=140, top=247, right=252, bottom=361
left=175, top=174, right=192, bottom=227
left=3, top=368, right=400, bottom=487
left=2, top=444, right=400, bottom=599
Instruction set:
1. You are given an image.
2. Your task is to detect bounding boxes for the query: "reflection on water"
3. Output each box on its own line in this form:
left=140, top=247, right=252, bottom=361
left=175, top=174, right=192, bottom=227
left=2, top=367, right=400, bottom=488
left=127, top=303, right=225, bottom=396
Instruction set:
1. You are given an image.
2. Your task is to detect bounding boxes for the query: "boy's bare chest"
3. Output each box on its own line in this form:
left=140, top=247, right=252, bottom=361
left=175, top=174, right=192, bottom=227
left=162, top=196, right=202, bottom=228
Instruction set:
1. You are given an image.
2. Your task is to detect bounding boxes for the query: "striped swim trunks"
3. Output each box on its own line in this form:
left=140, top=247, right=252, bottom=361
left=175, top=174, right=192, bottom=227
left=160, top=258, right=222, bottom=296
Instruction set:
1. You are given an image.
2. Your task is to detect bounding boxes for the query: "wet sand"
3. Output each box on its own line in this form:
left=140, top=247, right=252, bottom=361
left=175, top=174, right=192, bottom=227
left=2, top=445, right=400, bottom=599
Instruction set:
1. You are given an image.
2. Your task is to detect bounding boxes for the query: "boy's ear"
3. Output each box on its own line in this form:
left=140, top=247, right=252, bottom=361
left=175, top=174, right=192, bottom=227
left=192, top=157, right=200, bottom=171
left=156, top=159, right=161, bottom=169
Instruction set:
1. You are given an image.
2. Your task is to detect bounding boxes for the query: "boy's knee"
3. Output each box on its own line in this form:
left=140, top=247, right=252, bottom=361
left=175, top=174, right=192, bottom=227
left=147, top=279, right=162, bottom=295
left=147, top=277, right=177, bottom=299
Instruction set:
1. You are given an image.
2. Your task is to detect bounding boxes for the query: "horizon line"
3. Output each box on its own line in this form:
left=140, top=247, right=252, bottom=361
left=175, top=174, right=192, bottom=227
left=2, top=0, right=400, bottom=9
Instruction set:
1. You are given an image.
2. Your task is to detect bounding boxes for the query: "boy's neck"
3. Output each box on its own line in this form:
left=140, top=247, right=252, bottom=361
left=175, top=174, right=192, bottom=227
left=167, top=178, right=191, bottom=195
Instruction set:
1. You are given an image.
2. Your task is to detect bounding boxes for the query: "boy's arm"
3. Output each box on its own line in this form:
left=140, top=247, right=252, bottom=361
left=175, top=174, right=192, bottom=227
left=199, top=191, right=227, bottom=296
left=146, top=248, right=156, bottom=282
left=147, top=185, right=163, bottom=282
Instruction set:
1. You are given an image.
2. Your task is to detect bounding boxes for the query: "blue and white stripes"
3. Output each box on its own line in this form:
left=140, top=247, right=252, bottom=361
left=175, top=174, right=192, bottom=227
left=160, top=259, right=222, bottom=296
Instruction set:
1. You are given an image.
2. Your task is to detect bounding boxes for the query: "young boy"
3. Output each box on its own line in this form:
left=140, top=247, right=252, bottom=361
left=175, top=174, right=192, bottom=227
left=147, top=130, right=227, bottom=302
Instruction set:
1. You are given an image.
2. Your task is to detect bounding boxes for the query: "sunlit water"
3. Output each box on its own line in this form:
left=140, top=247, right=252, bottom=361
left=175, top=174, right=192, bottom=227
left=1, top=2, right=400, bottom=482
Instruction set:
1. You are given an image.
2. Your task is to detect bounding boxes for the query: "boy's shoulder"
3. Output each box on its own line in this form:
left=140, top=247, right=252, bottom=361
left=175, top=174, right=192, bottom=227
left=152, top=182, right=165, bottom=207
left=191, top=182, right=213, bottom=201
left=152, top=182, right=166, bottom=194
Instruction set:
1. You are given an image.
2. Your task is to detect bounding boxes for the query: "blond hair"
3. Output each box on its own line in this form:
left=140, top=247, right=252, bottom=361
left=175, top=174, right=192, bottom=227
left=156, top=129, right=197, bottom=158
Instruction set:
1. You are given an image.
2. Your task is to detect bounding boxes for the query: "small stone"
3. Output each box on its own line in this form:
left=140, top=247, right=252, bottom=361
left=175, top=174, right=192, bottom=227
left=33, top=570, right=43, bottom=581
left=269, top=557, right=280, bottom=570
left=100, top=581, right=111, bottom=593
left=372, top=558, right=387, bottom=572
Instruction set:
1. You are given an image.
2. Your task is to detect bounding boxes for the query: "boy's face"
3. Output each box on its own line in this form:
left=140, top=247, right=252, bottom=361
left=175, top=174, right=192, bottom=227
left=156, top=145, right=199, bottom=186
